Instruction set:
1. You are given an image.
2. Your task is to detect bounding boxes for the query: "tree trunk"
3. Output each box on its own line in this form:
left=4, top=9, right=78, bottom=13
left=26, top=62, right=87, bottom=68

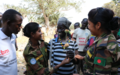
left=43, top=9, right=50, bottom=35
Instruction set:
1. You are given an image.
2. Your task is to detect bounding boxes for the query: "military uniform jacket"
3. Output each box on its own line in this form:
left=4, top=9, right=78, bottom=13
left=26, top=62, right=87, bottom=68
left=84, top=33, right=120, bottom=75
left=23, top=40, right=50, bottom=75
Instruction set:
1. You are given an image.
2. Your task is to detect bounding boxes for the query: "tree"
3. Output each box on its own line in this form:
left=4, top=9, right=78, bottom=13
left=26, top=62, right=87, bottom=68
left=103, top=1, right=116, bottom=12
left=23, top=0, right=82, bottom=27
left=3, top=0, right=83, bottom=36
left=103, top=1, right=120, bottom=17
left=3, top=0, right=82, bottom=27
left=112, top=0, right=120, bottom=4
left=3, top=4, right=30, bottom=17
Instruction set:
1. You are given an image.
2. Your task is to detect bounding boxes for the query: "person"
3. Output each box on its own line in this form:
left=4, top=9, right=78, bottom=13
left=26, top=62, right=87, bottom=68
left=23, top=22, right=71, bottom=75
left=54, top=30, right=58, bottom=39
left=48, top=17, right=79, bottom=75
left=75, top=7, right=120, bottom=75
left=0, top=12, right=2, bottom=27
left=39, top=24, right=45, bottom=40
left=73, top=20, right=91, bottom=74
left=0, top=9, right=23, bottom=75
left=83, top=35, right=96, bottom=51
left=111, top=17, right=120, bottom=39
left=111, top=17, right=120, bottom=74
left=0, top=12, right=18, bottom=51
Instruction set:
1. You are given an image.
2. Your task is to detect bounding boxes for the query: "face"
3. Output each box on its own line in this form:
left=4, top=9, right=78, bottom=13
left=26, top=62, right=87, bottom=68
left=74, top=26, right=77, bottom=29
left=57, top=24, right=67, bottom=38
left=32, top=27, right=42, bottom=40
left=81, top=19, right=88, bottom=29
left=8, top=14, right=23, bottom=34
left=88, top=20, right=98, bottom=36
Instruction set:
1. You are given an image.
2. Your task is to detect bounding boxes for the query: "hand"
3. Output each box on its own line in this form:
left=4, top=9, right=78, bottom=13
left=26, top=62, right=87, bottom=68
left=66, top=51, right=74, bottom=59
left=61, top=58, right=70, bottom=65
left=75, top=55, right=84, bottom=60
left=49, top=70, right=54, bottom=75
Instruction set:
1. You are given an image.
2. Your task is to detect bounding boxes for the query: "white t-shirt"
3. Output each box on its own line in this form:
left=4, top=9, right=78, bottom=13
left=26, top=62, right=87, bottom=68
left=0, top=28, right=17, bottom=75
left=73, top=28, right=91, bottom=51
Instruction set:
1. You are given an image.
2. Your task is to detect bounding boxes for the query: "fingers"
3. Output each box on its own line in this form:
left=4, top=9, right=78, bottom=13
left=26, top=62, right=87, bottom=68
left=67, top=57, right=70, bottom=61
left=75, top=55, right=82, bottom=60
left=64, top=57, right=70, bottom=62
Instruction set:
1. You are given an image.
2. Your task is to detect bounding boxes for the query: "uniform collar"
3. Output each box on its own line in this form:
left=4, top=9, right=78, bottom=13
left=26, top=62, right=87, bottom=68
left=94, top=33, right=108, bottom=43
left=28, top=39, right=42, bottom=49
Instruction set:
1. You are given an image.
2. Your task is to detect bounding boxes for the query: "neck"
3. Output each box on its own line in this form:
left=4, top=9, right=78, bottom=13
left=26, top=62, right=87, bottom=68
left=96, top=30, right=105, bottom=38
left=60, top=36, right=69, bottom=42
left=81, top=27, right=86, bottom=30
left=30, top=38, right=38, bottom=46
left=75, top=27, right=79, bottom=29
left=2, top=26, right=12, bottom=37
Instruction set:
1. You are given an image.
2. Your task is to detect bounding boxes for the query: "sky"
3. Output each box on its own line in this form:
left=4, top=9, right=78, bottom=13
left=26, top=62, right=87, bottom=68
left=62, top=0, right=112, bottom=23
left=0, top=0, right=112, bottom=24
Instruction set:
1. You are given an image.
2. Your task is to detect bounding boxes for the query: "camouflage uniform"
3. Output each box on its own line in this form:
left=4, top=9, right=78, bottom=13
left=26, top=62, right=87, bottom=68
left=84, top=33, right=120, bottom=75
left=23, top=40, right=50, bottom=75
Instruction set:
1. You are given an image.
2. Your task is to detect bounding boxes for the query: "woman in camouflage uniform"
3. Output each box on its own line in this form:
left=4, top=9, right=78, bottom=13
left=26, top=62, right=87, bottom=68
left=75, top=7, right=120, bottom=75
left=23, top=22, right=71, bottom=75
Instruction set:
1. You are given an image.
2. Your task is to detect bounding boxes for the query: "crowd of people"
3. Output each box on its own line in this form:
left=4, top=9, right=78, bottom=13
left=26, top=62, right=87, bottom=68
left=0, top=7, right=120, bottom=75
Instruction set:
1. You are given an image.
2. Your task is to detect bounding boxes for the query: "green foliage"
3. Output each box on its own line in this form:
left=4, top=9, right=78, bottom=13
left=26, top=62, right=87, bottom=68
left=69, top=24, right=74, bottom=30
left=103, top=1, right=120, bottom=17
left=3, top=0, right=83, bottom=27
left=113, top=0, right=118, bottom=4
left=3, top=4, right=29, bottom=16
left=112, top=0, right=120, bottom=4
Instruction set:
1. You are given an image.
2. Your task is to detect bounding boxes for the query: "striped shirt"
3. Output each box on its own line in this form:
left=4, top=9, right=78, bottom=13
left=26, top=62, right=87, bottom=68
left=47, top=39, right=78, bottom=75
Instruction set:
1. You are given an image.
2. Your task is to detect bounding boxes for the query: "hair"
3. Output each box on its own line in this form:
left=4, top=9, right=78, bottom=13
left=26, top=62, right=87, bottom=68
left=81, top=18, right=88, bottom=24
left=74, top=22, right=80, bottom=27
left=2, top=9, right=22, bottom=23
left=23, top=22, right=39, bottom=37
left=88, top=7, right=119, bottom=33
left=57, top=22, right=68, bottom=29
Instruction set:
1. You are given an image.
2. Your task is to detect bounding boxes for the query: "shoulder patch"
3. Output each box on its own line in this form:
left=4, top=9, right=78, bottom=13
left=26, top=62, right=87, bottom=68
left=45, top=48, right=47, bottom=52
left=94, top=57, right=106, bottom=66
left=87, top=50, right=92, bottom=58
left=30, top=58, right=36, bottom=65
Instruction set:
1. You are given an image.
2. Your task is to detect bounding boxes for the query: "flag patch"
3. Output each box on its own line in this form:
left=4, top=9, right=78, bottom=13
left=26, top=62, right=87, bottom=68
left=94, top=57, right=106, bottom=66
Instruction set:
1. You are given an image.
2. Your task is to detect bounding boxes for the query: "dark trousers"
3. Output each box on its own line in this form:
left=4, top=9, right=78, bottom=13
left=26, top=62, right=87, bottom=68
left=76, top=51, right=86, bottom=74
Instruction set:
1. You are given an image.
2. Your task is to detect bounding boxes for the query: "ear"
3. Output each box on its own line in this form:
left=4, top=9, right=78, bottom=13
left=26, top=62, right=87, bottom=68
left=95, top=22, right=101, bottom=30
left=31, top=32, right=34, bottom=38
left=6, top=20, right=11, bottom=26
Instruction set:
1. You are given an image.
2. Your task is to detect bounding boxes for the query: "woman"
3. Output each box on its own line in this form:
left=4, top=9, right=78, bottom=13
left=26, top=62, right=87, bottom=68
left=23, top=22, right=71, bottom=75
left=48, top=17, right=78, bottom=75
left=75, top=7, right=120, bottom=75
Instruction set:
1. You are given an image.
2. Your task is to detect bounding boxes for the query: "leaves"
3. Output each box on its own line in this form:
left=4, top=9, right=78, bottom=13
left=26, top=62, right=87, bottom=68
left=103, top=1, right=120, bottom=17
left=3, top=0, right=83, bottom=27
